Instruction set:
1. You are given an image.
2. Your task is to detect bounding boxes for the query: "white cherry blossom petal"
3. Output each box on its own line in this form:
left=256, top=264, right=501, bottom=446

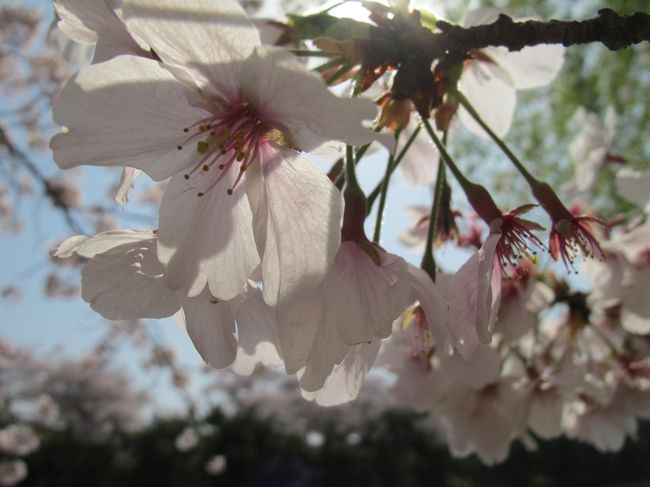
left=54, top=0, right=148, bottom=63
left=231, top=285, right=283, bottom=375
left=158, top=171, right=259, bottom=300
left=54, top=229, right=156, bottom=259
left=621, top=272, right=650, bottom=335
left=275, top=288, right=323, bottom=374
left=323, top=242, right=412, bottom=345
left=181, top=293, right=237, bottom=369
left=123, top=0, right=260, bottom=99
left=449, top=234, right=500, bottom=358
left=489, top=44, right=565, bottom=90
left=459, top=64, right=516, bottom=138
left=462, top=7, right=504, bottom=28
left=617, top=169, right=650, bottom=212
left=398, top=122, right=440, bottom=186
left=246, top=148, right=343, bottom=311
left=54, top=0, right=105, bottom=43
left=529, top=393, right=564, bottom=439
left=240, top=47, right=377, bottom=151
left=51, top=55, right=208, bottom=181
left=299, top=310, right=348, bottom=393
left=114, top=167, right=142, bottom=207
left=302, top=341, right=380, bottom=406
left=80, top=237, right=180, bottom=319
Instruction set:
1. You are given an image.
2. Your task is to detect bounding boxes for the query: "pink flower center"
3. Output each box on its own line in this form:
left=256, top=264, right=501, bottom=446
left=178, top=101, right=286, bottom=197
left=550, top=217, right=607, bottom=273
left=493, top=212, right=544, bottom=274
left=410, top=306, right=434, bottom=358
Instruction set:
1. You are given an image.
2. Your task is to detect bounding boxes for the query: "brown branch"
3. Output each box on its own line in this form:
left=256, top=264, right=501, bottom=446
left=433, top=9, right=650, bottom=55
left=0, top=126, right=84, bottom=234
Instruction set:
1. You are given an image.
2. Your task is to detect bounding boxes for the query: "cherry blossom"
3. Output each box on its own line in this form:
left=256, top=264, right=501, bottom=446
left=424, top=346, right=529, bottom=464
left=617, top=168, right=650, bottom=213
left=448, top=198, right=544, bottom=357
left=583, top=222, right=650, bottom=334
left=0, top=460, right=27, bottom=487
left=564, top=387, right=639, bottom=452
left=174, top=426, right=199, bottom=452
left=396, top=121, right=440, bottom=187
left=54, top=230, right=283, bottom=370
left=0, top=425, right=39, bottom=456
left=53, top=0, right=149, bottom=63
left=532, top=181, right=607, bottom=271
left=278, top=243, right=412, bottom=391
left=458, top=8, right=565, bottom=138
left=496, top=263, right=554, bottom=341
left=51, top=0, right=377, bottom=314
left=567, top=105, right=618, bottom=196
left=204, top=454, right=227, bottom=476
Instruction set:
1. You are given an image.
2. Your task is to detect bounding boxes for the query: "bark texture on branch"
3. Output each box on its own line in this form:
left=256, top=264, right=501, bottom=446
left=434, top=8, right=650, bottom=54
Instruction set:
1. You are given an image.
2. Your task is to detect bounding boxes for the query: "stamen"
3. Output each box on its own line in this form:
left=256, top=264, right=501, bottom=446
left=197, top=141, right=210, bottom=154
left=179, top=101, right=288, bottom=197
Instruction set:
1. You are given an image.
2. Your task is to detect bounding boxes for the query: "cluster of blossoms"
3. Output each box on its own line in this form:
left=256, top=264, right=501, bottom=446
left=0, top=333, right=149, bottom=486
left=46, top=0, right=649, bottom=464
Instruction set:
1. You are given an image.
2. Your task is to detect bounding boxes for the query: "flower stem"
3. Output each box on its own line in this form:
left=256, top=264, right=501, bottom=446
left=420, top=131, right=448, bottom=281
left=334, top=127, right=381, bottom=189
left=367, top=125, right=421, bottom=209
left=421, top=117, right=472, bottom=191
left=344, top=145, right=362, bottom=194
left=341, top=145, right=368, bottom=241
left=457, top=91, right=538, bottom=186
left=372, top=130, right=401, bottom=244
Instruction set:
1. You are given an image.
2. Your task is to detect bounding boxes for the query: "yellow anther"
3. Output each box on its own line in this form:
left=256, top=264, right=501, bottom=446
left=197, top=141, right=210, bottom=154
left=522, top=250, right=538, bottom=265
left=202, top=165, right=210, bottom=172
left=401, top=306, right=416, bottom=330
left=266, top=128, right=289, bottom=147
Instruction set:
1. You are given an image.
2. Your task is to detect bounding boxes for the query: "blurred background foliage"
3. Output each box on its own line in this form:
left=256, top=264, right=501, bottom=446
left=16, top=407, right=650, bottom=487
left=452, top=0, right=649, bottom=217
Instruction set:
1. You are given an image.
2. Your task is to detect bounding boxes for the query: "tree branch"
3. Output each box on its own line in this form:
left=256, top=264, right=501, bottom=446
left=0, top=126, right=84, bottom=234
left=434, top=8, right=650, bottom=54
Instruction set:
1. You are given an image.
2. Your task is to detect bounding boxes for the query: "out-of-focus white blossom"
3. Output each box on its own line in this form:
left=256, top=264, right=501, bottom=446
left=567, top=106, right=617, bottom=197
left=0, top=460, right=27, bottom=487
left=0, top=425, right=39, bottom=456
left=204, top=454, right=227, bottom=476
left=174, top=426, right=199, bottom=451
